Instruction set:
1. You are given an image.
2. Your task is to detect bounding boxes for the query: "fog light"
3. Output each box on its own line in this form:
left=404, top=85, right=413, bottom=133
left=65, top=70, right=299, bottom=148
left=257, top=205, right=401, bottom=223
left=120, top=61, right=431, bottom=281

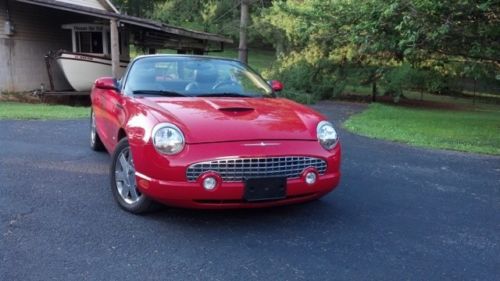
left=305, top=172, right=317, bottom=185
left=203, top=177, right=217, bottom=190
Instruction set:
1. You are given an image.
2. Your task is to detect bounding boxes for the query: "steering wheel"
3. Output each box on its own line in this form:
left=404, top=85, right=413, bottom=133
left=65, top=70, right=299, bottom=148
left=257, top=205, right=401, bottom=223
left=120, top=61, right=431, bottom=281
left=185, top=82, right=199, bottom=91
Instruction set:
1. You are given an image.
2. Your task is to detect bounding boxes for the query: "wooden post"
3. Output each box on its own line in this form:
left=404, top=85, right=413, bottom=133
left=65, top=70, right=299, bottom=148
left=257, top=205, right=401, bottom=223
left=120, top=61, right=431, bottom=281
left=238, top=0, right=249, bottom=63
left=110, top=19, right=120, bottom=78
left=71, top=30, right=77, bottom=52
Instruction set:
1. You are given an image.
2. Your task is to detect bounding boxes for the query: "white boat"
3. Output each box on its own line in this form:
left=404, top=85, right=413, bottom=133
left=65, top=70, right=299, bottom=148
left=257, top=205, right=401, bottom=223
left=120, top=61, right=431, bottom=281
left=56, top=51, right=127, bottom=91
left=53, top=23, right=129, bottom=91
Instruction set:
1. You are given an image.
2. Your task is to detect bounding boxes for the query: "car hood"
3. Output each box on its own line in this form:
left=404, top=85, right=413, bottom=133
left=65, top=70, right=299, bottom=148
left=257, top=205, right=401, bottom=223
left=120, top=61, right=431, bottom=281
left=137, top=97, right=325, bottom=144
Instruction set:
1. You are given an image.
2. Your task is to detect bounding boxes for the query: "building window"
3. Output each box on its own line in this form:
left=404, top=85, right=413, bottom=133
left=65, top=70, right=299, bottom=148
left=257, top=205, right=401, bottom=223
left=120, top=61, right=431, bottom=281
left=75, top=31, right=104, bottom=54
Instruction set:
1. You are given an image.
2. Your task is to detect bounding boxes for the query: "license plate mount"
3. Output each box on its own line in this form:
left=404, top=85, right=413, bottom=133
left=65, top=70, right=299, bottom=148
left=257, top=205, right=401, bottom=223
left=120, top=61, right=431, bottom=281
left=243, top=177, right=287, bottom=202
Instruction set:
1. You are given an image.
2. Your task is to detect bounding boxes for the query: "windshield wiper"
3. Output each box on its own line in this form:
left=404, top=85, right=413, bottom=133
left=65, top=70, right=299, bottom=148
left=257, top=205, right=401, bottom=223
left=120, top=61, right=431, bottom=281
left=133, top=90, right=186, bottom=97
left=196, top=92, right=255, bottom=98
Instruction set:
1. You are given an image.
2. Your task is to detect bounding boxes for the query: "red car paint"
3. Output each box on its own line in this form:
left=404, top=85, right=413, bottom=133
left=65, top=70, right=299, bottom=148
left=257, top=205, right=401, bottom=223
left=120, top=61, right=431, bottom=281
left=91, top=56, right=341, bottom=209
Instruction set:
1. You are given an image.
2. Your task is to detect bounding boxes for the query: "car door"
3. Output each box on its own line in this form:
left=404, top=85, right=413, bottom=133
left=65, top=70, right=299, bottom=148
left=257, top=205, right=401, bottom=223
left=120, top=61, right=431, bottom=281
left=101, top=88, right=127, bottom=150
left=91, top=86, right=112, bottom=146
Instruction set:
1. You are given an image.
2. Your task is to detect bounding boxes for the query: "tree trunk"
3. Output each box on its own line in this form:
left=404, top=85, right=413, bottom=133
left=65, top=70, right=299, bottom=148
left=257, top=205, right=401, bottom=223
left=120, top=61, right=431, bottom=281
left=473, top=78, right=476, bottom=105
left=372, top=81, right=377, bottom=102
left=238, top=0, right=249, bottom=63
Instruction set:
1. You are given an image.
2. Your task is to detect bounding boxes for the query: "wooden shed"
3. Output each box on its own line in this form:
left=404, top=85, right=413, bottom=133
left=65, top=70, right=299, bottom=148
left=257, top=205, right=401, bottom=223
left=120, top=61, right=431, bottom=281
left=0, top=0, right=232, bottom=93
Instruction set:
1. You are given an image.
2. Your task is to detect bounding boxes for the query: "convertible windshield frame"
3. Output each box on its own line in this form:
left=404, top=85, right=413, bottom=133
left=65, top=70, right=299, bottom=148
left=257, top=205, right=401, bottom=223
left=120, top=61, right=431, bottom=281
left=122, top=55, right=275, bottom=98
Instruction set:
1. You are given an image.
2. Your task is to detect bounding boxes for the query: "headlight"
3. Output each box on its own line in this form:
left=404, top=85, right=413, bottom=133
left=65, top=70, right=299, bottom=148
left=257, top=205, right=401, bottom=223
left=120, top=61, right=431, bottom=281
left=317, top=121, right=338, bottom=150
left=152, top=123, right=185, bottom=155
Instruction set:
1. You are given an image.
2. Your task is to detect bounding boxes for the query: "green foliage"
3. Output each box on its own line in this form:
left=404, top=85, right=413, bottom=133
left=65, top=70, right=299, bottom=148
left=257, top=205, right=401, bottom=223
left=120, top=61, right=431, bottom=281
left=344, top=103, right=500, bottom=155
left=381, top=64, right=412, bottom=102
left=260, top=0, right=499, bottom=100
left=263, top=45, right=348, bottom=100
left=207, top=49, right=276, bottom=72
left=148, top=1, right=202, bottom=30
left=380, top=64, right=447, bottom=102
left=113, top=0, right=500, bottom=102
left=125, top=0, right=274, bottom=46
left=200, top=0, right=218, bottom=26
left=112, top=0, right=163, bottom=17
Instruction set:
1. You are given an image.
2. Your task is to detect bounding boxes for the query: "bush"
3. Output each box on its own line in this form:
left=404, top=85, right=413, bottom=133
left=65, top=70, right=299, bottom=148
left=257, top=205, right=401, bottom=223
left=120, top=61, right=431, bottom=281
left=263, top=46, right=348, bottom=101
left=381, top=64, right=451, bottom=102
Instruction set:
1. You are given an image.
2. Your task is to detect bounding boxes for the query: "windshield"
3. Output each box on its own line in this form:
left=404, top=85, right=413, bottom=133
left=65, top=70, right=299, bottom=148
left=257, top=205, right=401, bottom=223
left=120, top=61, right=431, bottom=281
left=123, top=56, right=273, bottom=98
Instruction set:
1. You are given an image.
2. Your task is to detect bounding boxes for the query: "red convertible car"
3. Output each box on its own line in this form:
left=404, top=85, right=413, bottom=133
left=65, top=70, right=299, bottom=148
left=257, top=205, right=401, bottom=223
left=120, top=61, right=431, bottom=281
left=90, top=55, right=341, bottom=213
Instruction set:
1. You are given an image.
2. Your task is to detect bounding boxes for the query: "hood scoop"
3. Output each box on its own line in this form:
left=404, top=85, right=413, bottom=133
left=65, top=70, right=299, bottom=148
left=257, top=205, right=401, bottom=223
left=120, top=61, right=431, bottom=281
left=203, top=98, right=255, bottom=113
left=218, top=107, right=255, bottom=112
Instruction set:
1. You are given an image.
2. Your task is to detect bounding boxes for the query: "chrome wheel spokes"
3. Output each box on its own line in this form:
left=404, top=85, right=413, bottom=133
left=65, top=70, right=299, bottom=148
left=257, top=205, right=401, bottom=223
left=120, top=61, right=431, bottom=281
left=115, top=147, right=141, bottom=204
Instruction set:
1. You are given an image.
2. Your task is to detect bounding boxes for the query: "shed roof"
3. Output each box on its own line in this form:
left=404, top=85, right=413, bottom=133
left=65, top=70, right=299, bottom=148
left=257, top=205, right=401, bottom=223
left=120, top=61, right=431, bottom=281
left=15, top=0, right=233, bottom=44
left=54, top=0, right=118, bottom=12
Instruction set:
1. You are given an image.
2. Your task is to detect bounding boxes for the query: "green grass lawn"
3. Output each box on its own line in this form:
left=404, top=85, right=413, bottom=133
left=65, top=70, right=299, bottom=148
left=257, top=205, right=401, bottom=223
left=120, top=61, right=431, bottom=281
left=344, top=103, right=500, bottom=155
left=0, top=102, right=89, bottom=120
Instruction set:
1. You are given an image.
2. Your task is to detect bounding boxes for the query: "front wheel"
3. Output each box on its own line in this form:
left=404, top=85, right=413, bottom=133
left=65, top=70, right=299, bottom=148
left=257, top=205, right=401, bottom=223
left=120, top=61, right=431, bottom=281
left=110, top=138, right=155, bottom=214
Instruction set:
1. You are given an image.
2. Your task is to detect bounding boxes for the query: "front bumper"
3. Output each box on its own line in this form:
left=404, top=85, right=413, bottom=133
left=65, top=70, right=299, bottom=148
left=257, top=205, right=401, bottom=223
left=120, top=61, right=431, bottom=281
left=131, top=140, right=341, bottom=209
left=136, top=171, right=340, bottom=209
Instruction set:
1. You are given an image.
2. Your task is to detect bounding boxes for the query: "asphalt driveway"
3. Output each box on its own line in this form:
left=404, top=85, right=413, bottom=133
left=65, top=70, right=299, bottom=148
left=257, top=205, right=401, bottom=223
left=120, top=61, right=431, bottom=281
left=1, top=101, right=499, bottom=280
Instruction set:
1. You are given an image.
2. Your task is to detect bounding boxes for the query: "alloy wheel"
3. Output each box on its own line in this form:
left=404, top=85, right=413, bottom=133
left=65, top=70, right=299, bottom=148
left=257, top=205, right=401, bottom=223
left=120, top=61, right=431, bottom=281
left=114, top=147, right=142, bottom=204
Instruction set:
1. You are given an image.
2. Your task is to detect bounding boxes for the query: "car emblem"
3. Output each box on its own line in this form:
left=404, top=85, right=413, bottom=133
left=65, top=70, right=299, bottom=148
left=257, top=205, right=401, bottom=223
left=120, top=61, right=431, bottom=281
left=243, top=142, right=280, bottom=147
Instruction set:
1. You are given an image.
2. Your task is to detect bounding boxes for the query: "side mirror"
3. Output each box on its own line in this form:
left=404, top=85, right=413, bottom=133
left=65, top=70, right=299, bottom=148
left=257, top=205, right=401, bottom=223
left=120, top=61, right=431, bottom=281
left=95, top=77, right=119, bottom=91
left=268, top=80, right=284, bottom=92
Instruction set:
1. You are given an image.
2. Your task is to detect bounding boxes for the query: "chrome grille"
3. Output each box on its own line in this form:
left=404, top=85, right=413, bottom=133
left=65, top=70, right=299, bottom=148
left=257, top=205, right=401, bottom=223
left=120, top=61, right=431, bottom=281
left=186, top=156, right=327, bottom=182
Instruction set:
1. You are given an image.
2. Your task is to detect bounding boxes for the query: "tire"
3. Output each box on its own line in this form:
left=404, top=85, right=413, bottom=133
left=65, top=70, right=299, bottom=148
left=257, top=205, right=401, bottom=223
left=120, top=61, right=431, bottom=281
left=90, top=109, right=105, bottom=151
left=110, top=138, right=155, bottom=214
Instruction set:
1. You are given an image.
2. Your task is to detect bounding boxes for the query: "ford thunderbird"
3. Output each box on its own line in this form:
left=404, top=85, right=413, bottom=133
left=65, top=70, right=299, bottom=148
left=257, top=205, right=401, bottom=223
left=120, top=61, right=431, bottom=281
left=90, top=55, right=341, bottom=213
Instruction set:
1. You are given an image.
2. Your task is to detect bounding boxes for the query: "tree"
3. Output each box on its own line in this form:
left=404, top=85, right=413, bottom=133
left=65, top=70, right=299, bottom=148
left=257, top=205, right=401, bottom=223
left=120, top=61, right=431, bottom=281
left=238, top=0, right=250, bottom=63
left=200, top=0, right=219, bottom=31
left=260, top=0, right=499, bottom=99
left=113, top=0, right=275, bottom=48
